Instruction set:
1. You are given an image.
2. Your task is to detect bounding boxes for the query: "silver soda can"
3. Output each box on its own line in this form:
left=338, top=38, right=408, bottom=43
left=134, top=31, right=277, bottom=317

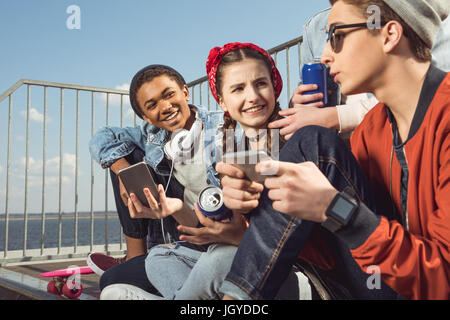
left=197, top=186, right=232, bottom=221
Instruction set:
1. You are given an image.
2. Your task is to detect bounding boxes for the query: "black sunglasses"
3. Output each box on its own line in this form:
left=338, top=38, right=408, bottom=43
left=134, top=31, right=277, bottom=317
left=327, top=22, right=387, bottom=53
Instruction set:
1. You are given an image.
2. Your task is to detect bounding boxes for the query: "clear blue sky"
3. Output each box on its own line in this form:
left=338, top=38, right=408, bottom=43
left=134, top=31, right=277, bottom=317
left=0, top=0, right=330, bottom=89
left=0, top=0, right=331, bottom=214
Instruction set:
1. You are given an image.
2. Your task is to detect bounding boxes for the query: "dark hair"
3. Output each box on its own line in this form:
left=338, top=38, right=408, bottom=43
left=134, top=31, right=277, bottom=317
left=129, top=64, right=186, bottom=119
left=215, top=48, right=286, bottom=156
left=329, top=0, right=432, bottom=61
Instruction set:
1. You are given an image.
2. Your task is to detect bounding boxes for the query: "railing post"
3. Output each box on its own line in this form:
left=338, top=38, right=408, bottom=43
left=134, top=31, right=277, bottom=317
left=105, top=93, right=109, bottom=252
left=286, top=46, right=291, bottom=103
left=74, top=89, right=80, bottom=253
left=40, top=86, right=48, bottom=255
left=4, top=94, right=13, bottom=258
left=90, top=92, right=95, bottom=252
left=57, top=88, right=64, bottom=254
left=23, top=84, right=31, bottom=257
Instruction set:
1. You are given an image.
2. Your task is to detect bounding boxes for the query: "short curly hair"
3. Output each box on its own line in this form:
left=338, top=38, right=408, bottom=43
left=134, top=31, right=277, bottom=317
left=129, top=65, right=186, bottom=119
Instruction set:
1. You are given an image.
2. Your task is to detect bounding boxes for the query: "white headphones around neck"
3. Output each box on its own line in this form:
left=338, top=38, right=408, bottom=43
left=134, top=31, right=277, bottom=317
left=164, top=119, right=202, bottom=163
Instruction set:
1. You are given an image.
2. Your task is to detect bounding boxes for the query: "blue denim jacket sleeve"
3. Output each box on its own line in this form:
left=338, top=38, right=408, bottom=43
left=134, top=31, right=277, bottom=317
left=300, top=8, right=330, bottom=70
left=89, top=123, right=147, bottom=169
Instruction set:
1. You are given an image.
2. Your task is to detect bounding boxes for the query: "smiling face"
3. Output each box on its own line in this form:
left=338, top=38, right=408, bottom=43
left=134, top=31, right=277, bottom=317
left=136, top=75, right=193, bottom=132
left=218, top=58, right=276, bottom=131
left=321, top=1, right=386, bottom=95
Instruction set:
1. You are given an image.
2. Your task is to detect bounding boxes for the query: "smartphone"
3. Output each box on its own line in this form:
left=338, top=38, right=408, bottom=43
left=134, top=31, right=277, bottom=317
left=117, top=162, right=159, bottom=206
left=222, top=150, right=272, bottom=183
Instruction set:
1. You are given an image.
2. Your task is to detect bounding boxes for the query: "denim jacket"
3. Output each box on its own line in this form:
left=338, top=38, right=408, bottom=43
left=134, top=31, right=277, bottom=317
left=89, top=104, right=225, bottom=187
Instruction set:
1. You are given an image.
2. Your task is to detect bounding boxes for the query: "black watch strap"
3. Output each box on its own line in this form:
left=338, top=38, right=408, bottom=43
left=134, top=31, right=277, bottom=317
left=321, top=188, right=359, bottom=232
left=321, top=215, right=343, bottom=233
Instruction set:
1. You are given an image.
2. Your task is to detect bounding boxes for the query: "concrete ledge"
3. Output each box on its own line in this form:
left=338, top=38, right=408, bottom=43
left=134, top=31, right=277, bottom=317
left=1, top=243, right=126, bottom=266
left=0, top=268, right=65, bottom=300
left=0, top=267, right=98, bottom=300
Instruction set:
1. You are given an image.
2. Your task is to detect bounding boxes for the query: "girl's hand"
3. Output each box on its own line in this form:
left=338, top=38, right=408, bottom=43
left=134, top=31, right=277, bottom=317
left=128, top=184, right=184, bottom=219
left=290, top=84, right=325, bottom=107
left=216, top=162, right=264, bottom=214
left=268, top=84, right=338, bottom=139
left=177, top=203, right=248, bottom=246
left=256, top=160, right=338, bottom=223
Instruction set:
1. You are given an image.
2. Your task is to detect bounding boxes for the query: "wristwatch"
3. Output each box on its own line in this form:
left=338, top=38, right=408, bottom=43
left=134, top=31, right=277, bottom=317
left=322, top=189, right=359, bottom=232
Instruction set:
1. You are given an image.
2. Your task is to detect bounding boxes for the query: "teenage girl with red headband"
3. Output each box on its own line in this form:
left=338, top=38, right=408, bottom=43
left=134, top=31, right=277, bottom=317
left=142, top=42, right=311, bottom=300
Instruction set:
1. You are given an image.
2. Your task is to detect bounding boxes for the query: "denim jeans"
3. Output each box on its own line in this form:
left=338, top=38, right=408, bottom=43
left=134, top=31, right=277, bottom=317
left=220, top=126, right=399, bottom=300
left=145, top=243, right=237, bottom=300
left=145, top=242, right=308, bottom=300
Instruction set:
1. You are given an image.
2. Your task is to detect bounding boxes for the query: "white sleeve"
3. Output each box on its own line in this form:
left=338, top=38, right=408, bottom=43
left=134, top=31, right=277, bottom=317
left=336, top=94, right=379, bottom=133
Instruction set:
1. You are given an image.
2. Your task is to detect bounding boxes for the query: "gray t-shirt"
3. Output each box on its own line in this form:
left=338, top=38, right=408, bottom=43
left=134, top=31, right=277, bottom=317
left=164, top=114, right=208, bottom=209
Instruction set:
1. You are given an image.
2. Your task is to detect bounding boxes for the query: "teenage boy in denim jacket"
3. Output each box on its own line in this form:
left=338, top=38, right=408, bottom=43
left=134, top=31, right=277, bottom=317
left=88, top=65, right=228, bottom=276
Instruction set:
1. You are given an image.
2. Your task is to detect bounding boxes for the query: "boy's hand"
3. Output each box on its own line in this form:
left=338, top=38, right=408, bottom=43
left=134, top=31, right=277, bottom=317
left=128, top=184, right=183, bottom=219
left=177, top=203, right=248, bottom=246
left=216, top=162, right=264, bottom=214
left=256, top=160, right=338, bottom=223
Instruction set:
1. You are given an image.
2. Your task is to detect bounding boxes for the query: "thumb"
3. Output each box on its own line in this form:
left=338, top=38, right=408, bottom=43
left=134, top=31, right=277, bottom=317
left=255, top=160, right=281, bottom=176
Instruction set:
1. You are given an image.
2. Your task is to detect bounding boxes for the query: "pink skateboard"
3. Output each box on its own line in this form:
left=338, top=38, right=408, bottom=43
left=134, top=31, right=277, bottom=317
left=40, top=266, right=94, bottom=299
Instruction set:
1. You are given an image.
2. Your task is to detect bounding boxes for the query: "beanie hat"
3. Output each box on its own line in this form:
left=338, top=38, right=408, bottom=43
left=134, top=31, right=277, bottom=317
left=206, top=42, right=283, bottom=104
left=129, top=64, right=186, bottom=119
left=382, top=0, right=449, bottom=48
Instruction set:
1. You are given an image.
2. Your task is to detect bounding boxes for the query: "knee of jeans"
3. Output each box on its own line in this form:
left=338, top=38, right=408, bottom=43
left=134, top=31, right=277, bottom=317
left=198, top=245, right=237, bottom=276
left=291, top=125, right=343, bottom=152
left=145, top=244, right=175, bottom=271
left=292, top=125, right=336, bottom=141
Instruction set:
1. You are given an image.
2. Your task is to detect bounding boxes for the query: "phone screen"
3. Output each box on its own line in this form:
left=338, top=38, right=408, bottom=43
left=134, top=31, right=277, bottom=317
left=117, top=162, right=159, bottom=206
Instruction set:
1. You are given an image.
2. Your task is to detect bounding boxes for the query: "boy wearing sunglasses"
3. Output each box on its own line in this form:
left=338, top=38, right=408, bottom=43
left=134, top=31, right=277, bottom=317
left=218, top=0, right=449, bottom=300
left=270, top=7, right=450, bottom=139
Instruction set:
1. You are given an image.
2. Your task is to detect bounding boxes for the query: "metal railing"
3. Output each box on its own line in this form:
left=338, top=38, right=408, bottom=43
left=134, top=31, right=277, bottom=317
left=0, top=36, right=303, bottom=265
left=0, top=80, right=132, bottom=265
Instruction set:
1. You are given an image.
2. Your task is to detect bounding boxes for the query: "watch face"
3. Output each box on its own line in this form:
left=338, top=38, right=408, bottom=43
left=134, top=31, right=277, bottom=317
left=331, top=196, right=355, bottom=223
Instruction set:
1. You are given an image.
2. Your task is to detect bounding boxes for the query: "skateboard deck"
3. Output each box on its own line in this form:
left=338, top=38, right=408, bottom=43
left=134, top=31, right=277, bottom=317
left=40, top=266, right=94, bottom=299
left=40, top=266, right=93, bottom=278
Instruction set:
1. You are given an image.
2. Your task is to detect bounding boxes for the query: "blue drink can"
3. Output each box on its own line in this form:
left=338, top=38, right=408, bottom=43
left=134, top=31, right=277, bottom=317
left=301, top=60, right=328, bottom=106
left=197, top=186, right=232, bottom=221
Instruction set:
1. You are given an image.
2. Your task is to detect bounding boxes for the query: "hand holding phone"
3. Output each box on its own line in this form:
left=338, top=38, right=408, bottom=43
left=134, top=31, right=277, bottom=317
left=117, top=162, right=160, bottom=207
left=222, top=150, right=272, bottom=183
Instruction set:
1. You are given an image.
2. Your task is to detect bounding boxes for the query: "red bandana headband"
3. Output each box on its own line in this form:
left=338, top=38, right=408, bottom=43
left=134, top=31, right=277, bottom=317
left=206, top=42, right=283, bottom=106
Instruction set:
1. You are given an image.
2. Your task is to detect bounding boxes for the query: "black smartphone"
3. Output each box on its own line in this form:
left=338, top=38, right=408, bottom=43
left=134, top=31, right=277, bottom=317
left=117, top=162, right=159, bottom=207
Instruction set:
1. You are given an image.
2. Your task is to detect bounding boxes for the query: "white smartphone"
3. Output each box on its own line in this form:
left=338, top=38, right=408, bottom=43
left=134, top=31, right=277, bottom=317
left=222, top=150, right=272, bottom=183
left=117, top=162, right=160, bottom=206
